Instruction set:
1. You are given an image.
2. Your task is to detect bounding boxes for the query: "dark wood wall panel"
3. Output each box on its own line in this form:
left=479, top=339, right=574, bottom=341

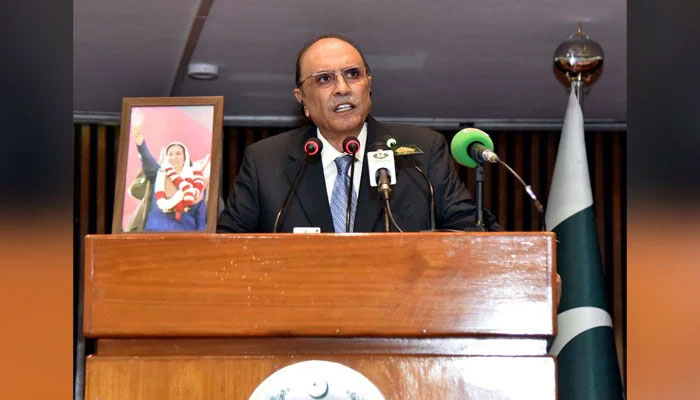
left=74, top=123, right=626, bottom=375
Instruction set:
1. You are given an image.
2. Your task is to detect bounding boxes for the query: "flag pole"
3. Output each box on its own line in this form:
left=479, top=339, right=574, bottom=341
left=572, top=75, right=583, bottom=106
left=550, top=25, right=623, bottom=400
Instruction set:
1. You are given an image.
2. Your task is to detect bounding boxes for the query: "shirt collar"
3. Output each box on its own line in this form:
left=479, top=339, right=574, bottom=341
left=317, top=123, right=367, bottom=169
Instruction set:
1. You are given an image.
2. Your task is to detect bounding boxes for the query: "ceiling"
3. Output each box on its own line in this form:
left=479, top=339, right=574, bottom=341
left=74, top=0, right=626, bottom=125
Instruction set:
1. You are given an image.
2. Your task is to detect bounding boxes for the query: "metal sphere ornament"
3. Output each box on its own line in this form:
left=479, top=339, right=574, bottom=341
left=553, top=24, right=604, bottom=84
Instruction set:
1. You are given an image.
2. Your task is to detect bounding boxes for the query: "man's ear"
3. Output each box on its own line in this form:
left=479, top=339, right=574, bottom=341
left=294, top=88, right=310, bottom=118
left=368, top=75, right=373, bottom=96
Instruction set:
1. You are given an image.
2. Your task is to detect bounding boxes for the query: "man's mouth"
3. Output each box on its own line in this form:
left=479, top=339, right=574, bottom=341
left=334, top=103, right=355, bottom=113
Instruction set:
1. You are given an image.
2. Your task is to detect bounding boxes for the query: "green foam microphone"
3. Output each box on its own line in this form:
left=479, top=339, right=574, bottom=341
left=451, top=127, right=546, bottom=226
left=450, top=128, right=497, bottom=168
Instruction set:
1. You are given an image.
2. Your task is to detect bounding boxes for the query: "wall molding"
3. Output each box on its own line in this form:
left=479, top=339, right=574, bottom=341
left=73, top=111, right=626, bottom=131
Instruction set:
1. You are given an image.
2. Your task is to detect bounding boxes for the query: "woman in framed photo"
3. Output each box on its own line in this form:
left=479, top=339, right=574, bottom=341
left=113, top=97, right=222, bottom=233
left=127, top=127, right=210, bottom=231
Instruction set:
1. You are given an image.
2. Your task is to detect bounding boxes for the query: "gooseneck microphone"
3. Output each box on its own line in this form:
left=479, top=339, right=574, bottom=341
left=368, top=141, right=403, bottom=232
left=342, top=136, right=360, bottom=232
left=450, top=128, right=546, bottom=231
left=304, top=137, right=323, bottom=157
left=450, top=128, right=497, bottom=167
left=273, top=137, right=323, bottom=232
left=368, top=141, right=395, bottom=201
left=450, top=128, right=494, bottom=230
left=343, top=136, right=360, bottom=154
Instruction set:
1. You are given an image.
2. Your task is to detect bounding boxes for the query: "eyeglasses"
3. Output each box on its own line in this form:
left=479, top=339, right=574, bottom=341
left=297, top=66, right=369, bottom=89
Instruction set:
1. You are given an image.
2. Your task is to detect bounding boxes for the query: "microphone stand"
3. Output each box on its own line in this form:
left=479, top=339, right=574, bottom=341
left=376, top=168, right=403, bottom=232
left=384, top=208, right=390, bottom=232
left=475, top=163, right=486, bottom=231
left=273, top=157, right=308, bottom=233
left=346, top=153, right=357, bottom=233
left=384, top=198, right=404, bottom=232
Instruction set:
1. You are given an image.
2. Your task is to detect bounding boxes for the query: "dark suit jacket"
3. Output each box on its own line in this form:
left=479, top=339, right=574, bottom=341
left=217, top=116, right=499, bottom=232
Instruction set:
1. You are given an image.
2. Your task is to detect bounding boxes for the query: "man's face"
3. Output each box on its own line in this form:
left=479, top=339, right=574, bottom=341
left=294, top=38, right=372, bottom=138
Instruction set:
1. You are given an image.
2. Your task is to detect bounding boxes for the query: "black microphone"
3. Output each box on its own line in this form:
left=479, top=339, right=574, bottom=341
left=303, top=137, right=322, bottom=157
left=273, top=137, right=323, bottom=232
left=342, top=136, right=360, bottom=232
left=343, top=136, right=360, bottom=154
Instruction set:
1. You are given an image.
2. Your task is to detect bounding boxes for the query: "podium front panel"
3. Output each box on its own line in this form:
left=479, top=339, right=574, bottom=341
left=84, top=233, right=556, bottom=338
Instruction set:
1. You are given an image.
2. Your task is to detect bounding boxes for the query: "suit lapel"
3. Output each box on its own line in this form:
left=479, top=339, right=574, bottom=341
left=284, top=126, right=334, bottom=232
left=354, top=117, right=385, bottom=232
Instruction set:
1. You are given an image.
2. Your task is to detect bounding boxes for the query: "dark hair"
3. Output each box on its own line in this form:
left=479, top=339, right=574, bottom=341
left=295, top=34, right=372, bottom=87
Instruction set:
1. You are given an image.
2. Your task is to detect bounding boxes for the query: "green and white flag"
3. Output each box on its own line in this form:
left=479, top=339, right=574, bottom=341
left=546, top=90, right=623, bottom=399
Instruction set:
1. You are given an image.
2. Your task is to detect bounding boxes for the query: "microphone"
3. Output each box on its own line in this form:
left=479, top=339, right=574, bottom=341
left=342, top=136, right=360, bottom=154
left=303, top=137, right=322, bottom=156
left=273, top=137, right=323, bottom=232
left=382, top=134, right=425, bottom=157
left=367, top=141, right=403, bottom=232
left=367, top=141, right=396, bottom=201
left=377, top=135, right=398, bottom=150
left=304, top=137, right=323, bottom=156
left=342, top=136, right=360, bottom=232
left=450, top=128, right=498, bottom=168
left=469, top=143, right=499, bottom=164
left=450, top=128, right=546, bottom=230
left=371, top=135, right=401, bottom=152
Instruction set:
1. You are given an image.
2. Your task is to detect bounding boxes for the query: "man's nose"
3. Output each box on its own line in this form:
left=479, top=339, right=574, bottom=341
left=333, top=73, right=351, bottom=95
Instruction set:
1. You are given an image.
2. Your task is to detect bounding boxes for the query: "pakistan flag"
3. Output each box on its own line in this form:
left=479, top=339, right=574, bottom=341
left=546, top=90, right=623, bottom=399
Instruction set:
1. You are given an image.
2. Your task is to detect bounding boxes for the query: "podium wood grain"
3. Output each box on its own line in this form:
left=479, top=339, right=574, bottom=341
left=85, top=355, right=556, bottom=399
left=84, top=233, right=556, bottom=337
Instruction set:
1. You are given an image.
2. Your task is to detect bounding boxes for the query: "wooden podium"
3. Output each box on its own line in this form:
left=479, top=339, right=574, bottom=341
left=83, top=232, right=557, bottom=399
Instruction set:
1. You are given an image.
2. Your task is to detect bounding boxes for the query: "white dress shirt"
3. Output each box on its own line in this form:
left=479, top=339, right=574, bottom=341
left=316, top=123, right=367, bottom=205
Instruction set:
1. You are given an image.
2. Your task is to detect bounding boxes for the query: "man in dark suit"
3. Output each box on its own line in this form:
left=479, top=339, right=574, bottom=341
left=217, top=34, right=499, bottom=233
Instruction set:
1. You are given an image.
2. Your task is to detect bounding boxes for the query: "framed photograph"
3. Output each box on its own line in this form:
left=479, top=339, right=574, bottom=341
left=112, top=96, right=223, bottom=233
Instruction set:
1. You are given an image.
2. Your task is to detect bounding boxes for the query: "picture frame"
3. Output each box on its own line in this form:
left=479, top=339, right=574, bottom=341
left=112, top=96, right=223, bottom=233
